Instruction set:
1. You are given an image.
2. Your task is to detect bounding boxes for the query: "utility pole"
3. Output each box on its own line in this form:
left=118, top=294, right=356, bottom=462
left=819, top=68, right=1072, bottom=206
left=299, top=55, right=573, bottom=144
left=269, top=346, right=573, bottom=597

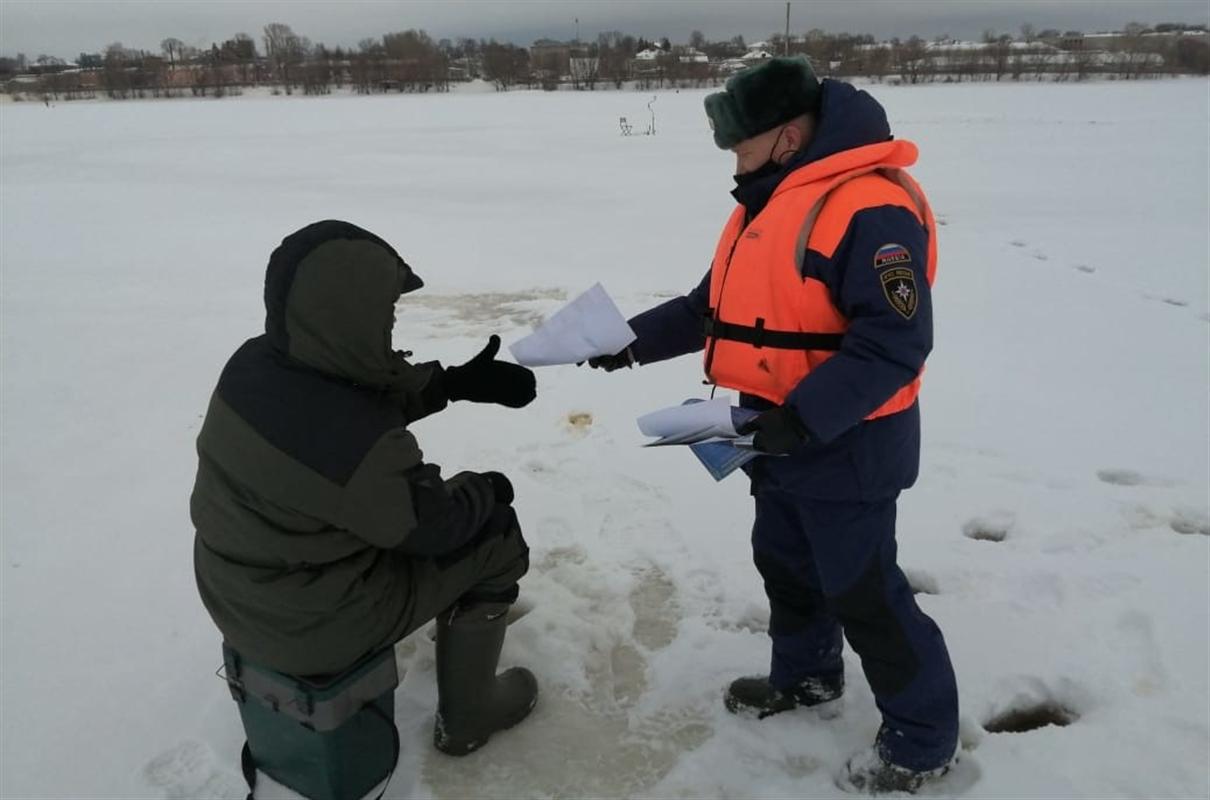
left=575, top=17, right=580, bottom=44
left=785, top=2, right=791, bottom=55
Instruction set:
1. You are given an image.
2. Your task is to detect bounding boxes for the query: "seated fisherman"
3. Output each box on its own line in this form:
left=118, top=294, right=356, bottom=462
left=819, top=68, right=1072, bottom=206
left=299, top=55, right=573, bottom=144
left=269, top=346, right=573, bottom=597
left=191, top=219, right=538, bottom=755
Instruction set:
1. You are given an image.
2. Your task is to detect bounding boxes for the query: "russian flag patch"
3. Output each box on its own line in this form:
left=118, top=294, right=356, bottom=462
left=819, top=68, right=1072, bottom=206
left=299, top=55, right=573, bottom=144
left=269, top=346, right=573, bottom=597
left=874, top=243, right=911, bottom=269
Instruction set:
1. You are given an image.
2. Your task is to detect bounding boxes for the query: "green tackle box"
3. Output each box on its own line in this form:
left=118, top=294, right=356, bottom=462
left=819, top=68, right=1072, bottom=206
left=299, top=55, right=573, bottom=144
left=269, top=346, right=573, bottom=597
left=221, top=643, right=400, bottom=800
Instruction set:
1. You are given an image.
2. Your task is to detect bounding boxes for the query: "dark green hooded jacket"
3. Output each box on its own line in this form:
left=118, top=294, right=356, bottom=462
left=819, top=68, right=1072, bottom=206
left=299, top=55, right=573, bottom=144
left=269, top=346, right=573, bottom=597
left=192, top=221, right=496, bottom=675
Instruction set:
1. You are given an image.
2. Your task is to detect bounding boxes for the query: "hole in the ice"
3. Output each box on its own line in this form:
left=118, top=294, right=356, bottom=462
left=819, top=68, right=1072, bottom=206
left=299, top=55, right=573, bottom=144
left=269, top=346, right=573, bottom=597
left=983, top=703, right=1078, bottom=733
left=567, top=411, right=594, bottom=430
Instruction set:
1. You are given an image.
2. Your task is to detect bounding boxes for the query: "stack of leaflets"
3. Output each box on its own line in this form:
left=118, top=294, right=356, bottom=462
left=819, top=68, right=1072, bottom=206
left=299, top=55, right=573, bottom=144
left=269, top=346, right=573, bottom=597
left=637, top=397, right=762, bottom=480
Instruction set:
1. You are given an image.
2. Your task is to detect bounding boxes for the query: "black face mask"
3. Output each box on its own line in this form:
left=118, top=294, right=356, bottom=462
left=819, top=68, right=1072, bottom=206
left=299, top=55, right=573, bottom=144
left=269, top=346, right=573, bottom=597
left=732, top=125, right=792, bottom=188
left=732, top=158, right=782, bottom=187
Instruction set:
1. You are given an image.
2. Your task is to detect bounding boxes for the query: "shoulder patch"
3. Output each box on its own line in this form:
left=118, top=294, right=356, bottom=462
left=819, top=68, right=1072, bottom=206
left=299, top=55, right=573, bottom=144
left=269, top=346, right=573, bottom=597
left=880, top=268, right=918, bottom=320
left=873, top=243, right=911, bottom=269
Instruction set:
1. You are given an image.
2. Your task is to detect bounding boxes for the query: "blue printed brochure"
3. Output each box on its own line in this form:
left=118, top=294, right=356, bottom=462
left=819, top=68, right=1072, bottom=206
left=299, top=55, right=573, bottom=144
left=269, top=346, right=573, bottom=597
left=637, top=397, right=762, bottom=481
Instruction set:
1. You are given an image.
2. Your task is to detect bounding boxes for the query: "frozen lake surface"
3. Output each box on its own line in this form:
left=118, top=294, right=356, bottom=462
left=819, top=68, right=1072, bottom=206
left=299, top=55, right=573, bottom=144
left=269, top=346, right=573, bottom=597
left=2, top=79, right=1208, bottom=798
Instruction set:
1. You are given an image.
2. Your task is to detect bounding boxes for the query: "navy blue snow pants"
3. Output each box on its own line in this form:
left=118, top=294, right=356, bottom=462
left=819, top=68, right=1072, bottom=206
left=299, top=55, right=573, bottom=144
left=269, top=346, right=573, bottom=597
left=751, top=476, right=959, bottom=771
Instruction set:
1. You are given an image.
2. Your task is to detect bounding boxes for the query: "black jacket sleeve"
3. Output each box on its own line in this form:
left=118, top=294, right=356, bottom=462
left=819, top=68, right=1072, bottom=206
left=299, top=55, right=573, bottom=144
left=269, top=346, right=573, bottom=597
left=396, top=465, right=495, bottom=556
left=387, top=355, right=451, bottom=425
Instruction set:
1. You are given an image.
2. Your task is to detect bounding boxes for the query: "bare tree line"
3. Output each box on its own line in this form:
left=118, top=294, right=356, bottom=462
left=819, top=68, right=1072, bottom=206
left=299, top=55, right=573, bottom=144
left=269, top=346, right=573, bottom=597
left=3, top=20, right=1207, bottom=103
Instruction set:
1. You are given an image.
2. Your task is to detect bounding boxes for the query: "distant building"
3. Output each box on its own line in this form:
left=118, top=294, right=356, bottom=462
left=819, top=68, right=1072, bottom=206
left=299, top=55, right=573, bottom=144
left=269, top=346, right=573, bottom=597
left=718, top=58, right=749, bottom=75
left=1058, top=33, right=1087, bottom=51
left=742, top=49, right=775, bottom=62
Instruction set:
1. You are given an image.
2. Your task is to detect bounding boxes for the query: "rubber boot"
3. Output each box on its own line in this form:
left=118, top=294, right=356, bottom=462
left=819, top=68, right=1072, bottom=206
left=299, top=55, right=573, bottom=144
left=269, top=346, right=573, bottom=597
left=433, top=602, right=538, bottom=756
left=724, top=673, right=844, bottom=719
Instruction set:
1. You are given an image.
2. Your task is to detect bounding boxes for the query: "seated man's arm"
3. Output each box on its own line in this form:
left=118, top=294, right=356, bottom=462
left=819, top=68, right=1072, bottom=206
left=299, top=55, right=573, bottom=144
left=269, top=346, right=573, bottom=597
left=389, top=356, right=450, bottom=424
left=395, top=466, right=497, bottom=557
left=340, top=429, right=497, bottom=554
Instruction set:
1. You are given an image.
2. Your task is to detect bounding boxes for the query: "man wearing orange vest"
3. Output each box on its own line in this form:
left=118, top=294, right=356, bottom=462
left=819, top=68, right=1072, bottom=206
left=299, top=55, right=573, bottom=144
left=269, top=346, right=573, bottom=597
left=587, top=57, right=958, bottom=793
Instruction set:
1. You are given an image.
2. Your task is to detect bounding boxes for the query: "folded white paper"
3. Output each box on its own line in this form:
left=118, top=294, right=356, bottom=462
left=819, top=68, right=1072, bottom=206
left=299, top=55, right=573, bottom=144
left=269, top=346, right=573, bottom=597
left=508, top=283, right=637, bottom=367
left=638, top=396, right=745, bottom=446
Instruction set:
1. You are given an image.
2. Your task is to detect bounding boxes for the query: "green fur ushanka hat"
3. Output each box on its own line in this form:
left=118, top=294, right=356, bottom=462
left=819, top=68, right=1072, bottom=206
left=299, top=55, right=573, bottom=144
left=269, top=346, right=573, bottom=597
left=704, top=55, right=821, bottom=149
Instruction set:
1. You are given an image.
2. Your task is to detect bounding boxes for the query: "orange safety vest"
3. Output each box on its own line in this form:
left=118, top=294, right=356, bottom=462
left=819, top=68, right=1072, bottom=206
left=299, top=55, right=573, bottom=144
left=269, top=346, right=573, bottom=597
left=703, top=139, right=937, bottom=419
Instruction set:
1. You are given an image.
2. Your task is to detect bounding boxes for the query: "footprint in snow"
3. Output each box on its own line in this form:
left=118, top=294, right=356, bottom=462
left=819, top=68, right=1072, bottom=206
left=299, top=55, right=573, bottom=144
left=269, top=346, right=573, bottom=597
left=144, top=740, right=245, bottom=799
left=903, top=567, right=941, bottom=595
left=536, top=541, right=588, bottom=570
left=1096, top=468, right=1173, bottom=488
left=962, top=511, right=1015, bottom=542
left=605, top=563, right=681, bottom=707
left=1143, top=292, right=1191, bottom=308
left=1116, top=609, right=1170, bottom=696
left=1098, top=468, right=1146, bottom=486
left=1118, top=504, right=1208, bottom=537
left=1007, top=239, right=1048, bottom=261
left=630, top=563, right=680, bottom=651
left=1170, top=507, right=1210, bottom=537
left=424, top=562, right=711, bottom=799
left=706, top=605, right=769, bottom=635
left=523, top=458, right=556, bottom=477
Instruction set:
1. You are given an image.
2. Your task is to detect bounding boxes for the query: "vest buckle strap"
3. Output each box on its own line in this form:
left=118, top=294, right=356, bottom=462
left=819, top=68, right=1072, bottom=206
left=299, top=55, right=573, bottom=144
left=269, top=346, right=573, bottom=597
left=701, top=315, right=844, bottom=352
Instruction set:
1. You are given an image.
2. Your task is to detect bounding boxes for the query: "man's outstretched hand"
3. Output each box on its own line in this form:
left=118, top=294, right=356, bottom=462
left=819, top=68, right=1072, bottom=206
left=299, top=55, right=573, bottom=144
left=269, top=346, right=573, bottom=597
left=444, top=335, right=536, bottom=408
left=582, top=347, right=635, bottom=372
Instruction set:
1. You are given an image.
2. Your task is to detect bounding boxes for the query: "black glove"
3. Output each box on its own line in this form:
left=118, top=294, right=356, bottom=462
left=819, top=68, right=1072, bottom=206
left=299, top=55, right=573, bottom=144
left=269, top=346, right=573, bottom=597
left=481, top=471, right=515, bottom=505
left=444, top=335, right=536, bottom=408
left=584, top=347, right=635, bottom=371
left=738, top=405, right=810, bottom=455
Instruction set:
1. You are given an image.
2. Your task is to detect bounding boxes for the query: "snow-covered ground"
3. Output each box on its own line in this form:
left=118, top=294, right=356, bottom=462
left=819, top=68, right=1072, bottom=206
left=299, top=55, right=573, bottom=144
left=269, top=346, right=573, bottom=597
left=2, top=80, right=1208, bottom=799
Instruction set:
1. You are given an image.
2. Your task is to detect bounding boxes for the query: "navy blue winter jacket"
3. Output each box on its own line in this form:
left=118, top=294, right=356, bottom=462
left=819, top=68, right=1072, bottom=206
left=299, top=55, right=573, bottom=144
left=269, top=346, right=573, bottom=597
left=626, top=80, right=934, bottom=501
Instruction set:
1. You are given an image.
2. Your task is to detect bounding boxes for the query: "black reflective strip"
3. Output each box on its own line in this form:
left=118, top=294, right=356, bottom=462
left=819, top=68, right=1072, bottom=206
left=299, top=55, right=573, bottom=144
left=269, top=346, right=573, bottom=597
left=240, top=742, right=256, bottom=800
left=702, top=316, right=843, bottom=351
left=366, top=703, right=401, bottom=800
left=703, top=308, right=720, bottom=379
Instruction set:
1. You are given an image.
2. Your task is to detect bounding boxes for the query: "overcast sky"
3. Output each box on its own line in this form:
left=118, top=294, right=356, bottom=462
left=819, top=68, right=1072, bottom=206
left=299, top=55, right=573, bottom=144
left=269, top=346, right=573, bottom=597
left=3, top=1, right=1208, bottom=59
